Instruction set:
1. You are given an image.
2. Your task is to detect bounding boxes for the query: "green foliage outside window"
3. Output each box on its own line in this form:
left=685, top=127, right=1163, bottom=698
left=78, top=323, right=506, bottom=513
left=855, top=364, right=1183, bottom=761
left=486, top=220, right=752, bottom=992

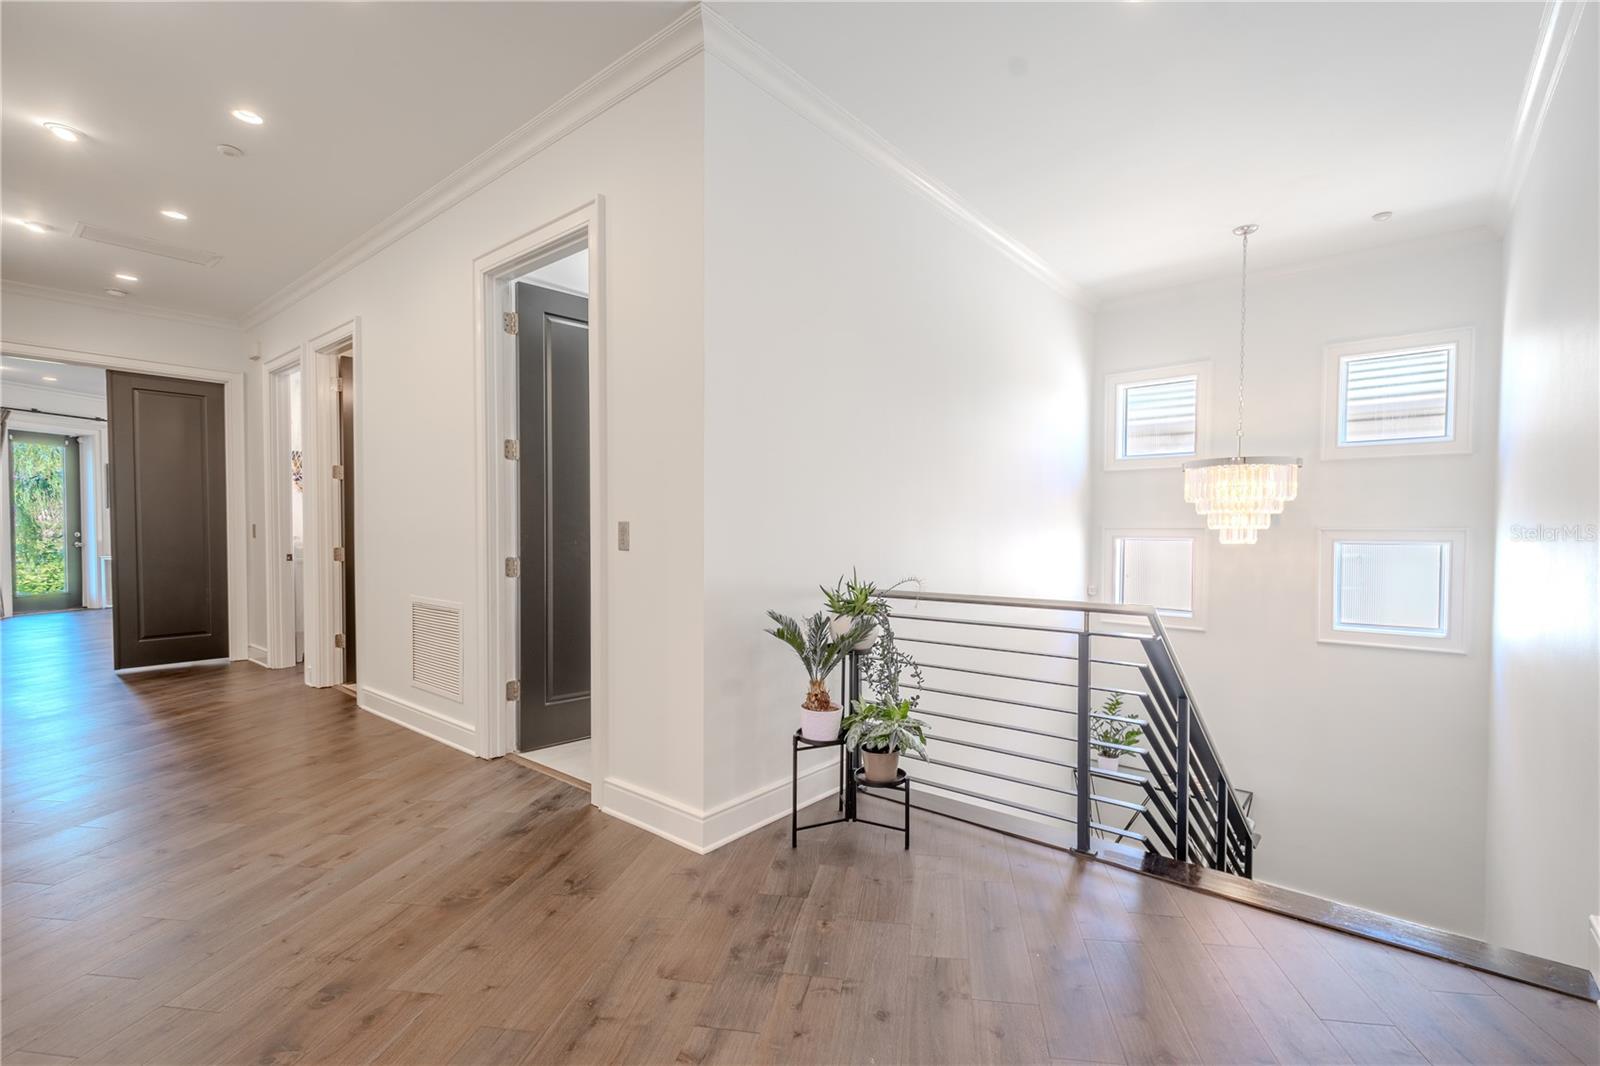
left=11, top=440, right=67, bottom=594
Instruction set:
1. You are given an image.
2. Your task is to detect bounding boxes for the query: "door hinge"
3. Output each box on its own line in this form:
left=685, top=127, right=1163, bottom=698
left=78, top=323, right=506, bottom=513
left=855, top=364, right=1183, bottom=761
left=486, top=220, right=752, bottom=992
left=504, top=557, right=521, bottom=578
left=332, top=545, right=345, bottom=563
left=503, top=438, right=520, bottom=461
left=503, top=311, right=519, bottom=335
left=505, top=679, right=521, bottom=701
left=333, top=633, right=346, bottom=649
left=331, top=464, right=345, bottom=480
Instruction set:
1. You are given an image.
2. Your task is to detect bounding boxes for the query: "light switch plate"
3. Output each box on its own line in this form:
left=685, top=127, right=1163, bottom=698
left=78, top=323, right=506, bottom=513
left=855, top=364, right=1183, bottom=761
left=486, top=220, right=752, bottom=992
left=617, top=521, right=630, bottom=551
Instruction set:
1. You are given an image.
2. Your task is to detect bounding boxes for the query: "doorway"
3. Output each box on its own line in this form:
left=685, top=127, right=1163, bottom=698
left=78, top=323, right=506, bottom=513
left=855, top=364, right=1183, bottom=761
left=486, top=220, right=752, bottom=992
left=514, top=246, right=591, bottom=762
left=7, top=431, right=83, bottom=614
left=264, top=353, right=306, bottom=668
left=336, top=351, right=356, bottom=688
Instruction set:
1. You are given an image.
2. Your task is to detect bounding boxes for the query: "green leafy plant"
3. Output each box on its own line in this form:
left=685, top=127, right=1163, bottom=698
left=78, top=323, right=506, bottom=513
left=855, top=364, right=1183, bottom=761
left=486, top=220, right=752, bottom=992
left=765, top=610, right=874, bottom=712
left=1091, top=691, right=1143, bottom=760
left=821, top=570, right=879, bottom=618
left=843, top=696, right=930, bottom=757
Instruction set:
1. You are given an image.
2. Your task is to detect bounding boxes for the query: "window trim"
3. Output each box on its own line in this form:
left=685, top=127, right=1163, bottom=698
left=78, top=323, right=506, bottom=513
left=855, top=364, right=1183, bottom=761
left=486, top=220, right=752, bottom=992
left=1316, top=528, right=1469, bottom=654
left=1101, top=527, right=1207, bottom=632
left=1321, top=327, right=1474, bottom=461
left=1103, top=361, right=1211, bottom=471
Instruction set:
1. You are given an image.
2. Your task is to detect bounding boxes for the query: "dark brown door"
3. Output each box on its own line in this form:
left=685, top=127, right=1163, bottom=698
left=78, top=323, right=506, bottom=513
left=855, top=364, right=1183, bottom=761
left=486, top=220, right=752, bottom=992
left=107, top=371, right=228, bottom=669
left=338, top=354, right=356, bottom=684
left=516, top=282, right=590, bottom=751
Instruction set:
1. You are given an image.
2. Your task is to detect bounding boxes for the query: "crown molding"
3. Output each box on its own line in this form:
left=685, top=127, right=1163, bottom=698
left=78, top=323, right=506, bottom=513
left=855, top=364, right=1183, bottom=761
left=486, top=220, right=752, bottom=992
left=1497, top=0, right=1588, bottom=219
left=241, top=6, right=705, bottom=330
left=0, top=279, right=242, bottom=332
left=700, top=6, right=1092, bottom=310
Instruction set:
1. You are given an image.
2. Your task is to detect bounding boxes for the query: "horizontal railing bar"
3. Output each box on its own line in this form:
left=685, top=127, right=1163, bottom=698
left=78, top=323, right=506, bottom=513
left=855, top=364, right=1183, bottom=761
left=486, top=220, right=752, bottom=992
left=919, top=758, right=1147, bottom=814
left=881, top=589, right=1157, bottom=619
left=919, top=660, right=1073, bottom=687
left=907, top=683, right=1148, bottom=722
left=892, top=636, right=1147, bottom=672
left=890, top=613, right=1086, bottom=636
left=917, top=707, right=1078, bottom=741
left=912, top=778, right=1075, bottom=823
left=923, top=733, right=1073, bottom=768
left=921, top=701, right=1145, bottom=736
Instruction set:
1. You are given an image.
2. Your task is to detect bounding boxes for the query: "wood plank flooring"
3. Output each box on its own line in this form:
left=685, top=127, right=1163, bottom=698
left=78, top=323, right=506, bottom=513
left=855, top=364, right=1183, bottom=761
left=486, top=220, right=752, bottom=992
left=4, top=609, right=1597, bottom=1065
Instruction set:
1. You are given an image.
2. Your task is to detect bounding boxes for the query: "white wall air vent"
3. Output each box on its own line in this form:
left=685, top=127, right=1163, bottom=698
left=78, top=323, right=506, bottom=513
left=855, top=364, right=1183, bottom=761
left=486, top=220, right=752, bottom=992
left=72, top=223, right=222, bottom=267
left=410, top=598, right=463, bottom=701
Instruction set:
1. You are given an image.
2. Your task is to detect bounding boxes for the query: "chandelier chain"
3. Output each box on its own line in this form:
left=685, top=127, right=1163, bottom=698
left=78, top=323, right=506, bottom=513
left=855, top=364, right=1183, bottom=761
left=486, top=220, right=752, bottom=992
left=1236, top=227, right=1248, bottom=458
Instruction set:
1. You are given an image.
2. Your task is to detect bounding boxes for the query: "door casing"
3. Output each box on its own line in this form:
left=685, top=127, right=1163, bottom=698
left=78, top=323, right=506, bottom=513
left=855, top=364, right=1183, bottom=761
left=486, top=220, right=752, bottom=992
left=474, top=198, right=608, bottom=794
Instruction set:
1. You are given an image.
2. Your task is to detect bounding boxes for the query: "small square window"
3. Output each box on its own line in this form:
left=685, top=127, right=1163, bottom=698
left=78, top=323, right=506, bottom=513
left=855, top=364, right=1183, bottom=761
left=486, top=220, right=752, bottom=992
left=1322, top=329, right=1473, bottom=460
left=1318, top=530, right=1467, bottom=653
left=1119, top=376, right=1197, bottom=458
left=1105, top=363, right=1210, bottom=470
left=1104, top=529, right=1206, bottom=630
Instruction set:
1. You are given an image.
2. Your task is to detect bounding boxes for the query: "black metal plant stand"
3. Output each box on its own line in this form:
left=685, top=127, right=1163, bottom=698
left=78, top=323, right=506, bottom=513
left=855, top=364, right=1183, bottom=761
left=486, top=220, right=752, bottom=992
left=790, top=651, right=911, bottom=850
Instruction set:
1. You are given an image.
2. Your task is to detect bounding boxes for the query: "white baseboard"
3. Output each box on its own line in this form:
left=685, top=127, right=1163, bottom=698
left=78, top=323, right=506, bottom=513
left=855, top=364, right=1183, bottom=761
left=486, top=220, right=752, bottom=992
left=359, top=684, right=477, bottom=756
left=602, top=759, right=841, bottom=854
left=247, top=643, right=270, bottom=667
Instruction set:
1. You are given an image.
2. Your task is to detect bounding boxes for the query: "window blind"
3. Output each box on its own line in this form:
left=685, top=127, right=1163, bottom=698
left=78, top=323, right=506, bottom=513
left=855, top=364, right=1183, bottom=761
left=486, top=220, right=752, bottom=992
left=1121, top=376, right=1197, bottom=457
left=1341, top=347, right=1451, bottom=444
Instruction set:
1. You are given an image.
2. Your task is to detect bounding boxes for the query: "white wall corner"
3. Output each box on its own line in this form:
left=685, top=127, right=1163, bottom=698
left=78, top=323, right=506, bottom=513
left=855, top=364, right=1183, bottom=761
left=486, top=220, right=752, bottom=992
left=699, top=4, right=1093, bottom=311
left=604, top=760, right=838, bottom=854
left=1497, top=0, right=1589, bottom=218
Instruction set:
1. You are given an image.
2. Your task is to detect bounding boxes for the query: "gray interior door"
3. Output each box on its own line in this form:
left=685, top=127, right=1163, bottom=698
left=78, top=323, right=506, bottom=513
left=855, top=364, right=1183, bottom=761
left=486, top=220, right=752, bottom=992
left=338, top=354, right=357, bottom=684
left=8, top=430, right=83, bottom=614
left=107, top=371, right=228, bottom=669
left=516, top=282, right=590, bottom=751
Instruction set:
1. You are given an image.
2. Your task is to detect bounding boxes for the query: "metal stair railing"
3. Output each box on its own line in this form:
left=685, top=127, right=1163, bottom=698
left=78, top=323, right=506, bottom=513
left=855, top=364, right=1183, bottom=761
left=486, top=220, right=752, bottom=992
left=856, top=589, right=1255, bottom=876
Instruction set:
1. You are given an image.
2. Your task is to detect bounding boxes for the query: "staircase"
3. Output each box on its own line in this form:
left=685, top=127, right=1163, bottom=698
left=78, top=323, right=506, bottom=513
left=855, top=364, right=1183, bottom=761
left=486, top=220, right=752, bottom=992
left=855, top=589, right=1256, bottom=875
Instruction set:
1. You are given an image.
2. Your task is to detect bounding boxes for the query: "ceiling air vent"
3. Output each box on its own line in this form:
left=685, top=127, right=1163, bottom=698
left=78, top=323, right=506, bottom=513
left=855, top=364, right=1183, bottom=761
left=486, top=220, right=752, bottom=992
left=72, top=223, right=222, bottom=267
left=410, top=598, right=463, bottom=702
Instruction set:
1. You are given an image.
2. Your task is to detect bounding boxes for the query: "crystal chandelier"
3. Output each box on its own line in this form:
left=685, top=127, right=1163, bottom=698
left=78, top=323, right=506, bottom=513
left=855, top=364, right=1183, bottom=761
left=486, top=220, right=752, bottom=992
left=1183, top=224, right=1301, bottom=545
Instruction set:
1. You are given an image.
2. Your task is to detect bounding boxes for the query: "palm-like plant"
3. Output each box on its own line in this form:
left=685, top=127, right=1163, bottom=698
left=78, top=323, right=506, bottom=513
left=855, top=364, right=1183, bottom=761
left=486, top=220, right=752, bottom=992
left=766, top=610, right=873, bottom=711
left=843, top=697, right=930, bottom=758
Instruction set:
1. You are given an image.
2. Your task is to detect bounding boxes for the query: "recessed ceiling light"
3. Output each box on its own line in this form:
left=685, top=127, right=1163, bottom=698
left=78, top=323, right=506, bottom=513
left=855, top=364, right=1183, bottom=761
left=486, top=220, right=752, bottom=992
left=160, top=209, right=188, bottom=221
left=114, top=273, right=140, bottom=283
left=230, top=109, right=264, bottom=125
left=1372, top=210, right=1394, bottom=222
left=41, top=121, right=81, bottom=142
left=42, top=375, right=59, bottom=382
left=18, top=219, right=49, bottom=234
left=104, top=288, right=128, bottom=298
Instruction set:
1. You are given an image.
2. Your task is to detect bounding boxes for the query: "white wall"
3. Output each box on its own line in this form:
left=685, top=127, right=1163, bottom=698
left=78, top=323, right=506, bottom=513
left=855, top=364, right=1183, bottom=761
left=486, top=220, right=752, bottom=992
left=1091, top=235, right=1504, bottom=938
left=1485, top=14, right=1599, bottom=973
left=701, top=53, right=1094, bottom=840
left=248, top=59, right=708, bottom=815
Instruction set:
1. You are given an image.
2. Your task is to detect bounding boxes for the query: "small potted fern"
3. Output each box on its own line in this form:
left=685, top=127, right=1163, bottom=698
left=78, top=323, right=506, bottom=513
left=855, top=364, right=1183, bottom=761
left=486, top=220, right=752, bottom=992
left=843, top=696, right=930, bottom=784
left=766, top=610, right=874, bottom=741
left=1091, top=691, right=1142, bottom=771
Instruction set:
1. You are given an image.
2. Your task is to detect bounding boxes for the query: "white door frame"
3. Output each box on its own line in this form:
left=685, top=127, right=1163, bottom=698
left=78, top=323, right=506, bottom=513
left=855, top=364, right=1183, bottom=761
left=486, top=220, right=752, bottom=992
left=259, top=346, right=302, bottom=668
left=473, top=197, right=607, bottom=797
left=300, top=321, right=361, bottom=689
left=0, top=340, right=248, bottom=659
left=2, top=409, right=109, bottom=613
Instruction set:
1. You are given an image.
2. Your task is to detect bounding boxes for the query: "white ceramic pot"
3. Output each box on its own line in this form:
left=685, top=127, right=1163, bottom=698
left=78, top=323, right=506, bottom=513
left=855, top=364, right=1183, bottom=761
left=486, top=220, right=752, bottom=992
left=830, top=614, right=880, bottom=651
left=800, top=704, right=843, bottom=742
left=1094, top=754, right=1122, bottom=772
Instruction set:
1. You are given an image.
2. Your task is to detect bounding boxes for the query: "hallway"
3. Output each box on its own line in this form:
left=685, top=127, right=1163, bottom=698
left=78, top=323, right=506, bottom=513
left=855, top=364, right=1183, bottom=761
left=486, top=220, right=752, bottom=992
left=1, top=610, right=1594, bottom=1065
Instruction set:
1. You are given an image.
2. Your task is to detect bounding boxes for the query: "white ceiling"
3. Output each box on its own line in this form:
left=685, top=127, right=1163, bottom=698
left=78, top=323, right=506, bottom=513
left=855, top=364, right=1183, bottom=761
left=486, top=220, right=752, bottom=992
left=717, top=2, right=1544, bottom=298
left=1, top=354, right=107, bottom=397
left=1, top=2, right=685, bottom=320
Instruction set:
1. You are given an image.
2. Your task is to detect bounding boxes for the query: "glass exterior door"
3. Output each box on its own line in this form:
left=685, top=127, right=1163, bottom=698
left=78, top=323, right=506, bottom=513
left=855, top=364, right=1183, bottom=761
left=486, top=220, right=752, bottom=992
left=9, top=431, right=82, bottom=613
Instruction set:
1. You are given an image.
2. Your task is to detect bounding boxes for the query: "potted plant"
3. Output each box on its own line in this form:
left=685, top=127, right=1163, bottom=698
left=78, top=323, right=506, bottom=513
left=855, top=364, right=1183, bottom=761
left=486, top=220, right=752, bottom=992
left=843, top=696, right=930, bottom=784
left=821, top=571, right=882, bottom=651
left=1091, top=691, right=1142, bottom=772
left=766, top=610, right=874, bottom=741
